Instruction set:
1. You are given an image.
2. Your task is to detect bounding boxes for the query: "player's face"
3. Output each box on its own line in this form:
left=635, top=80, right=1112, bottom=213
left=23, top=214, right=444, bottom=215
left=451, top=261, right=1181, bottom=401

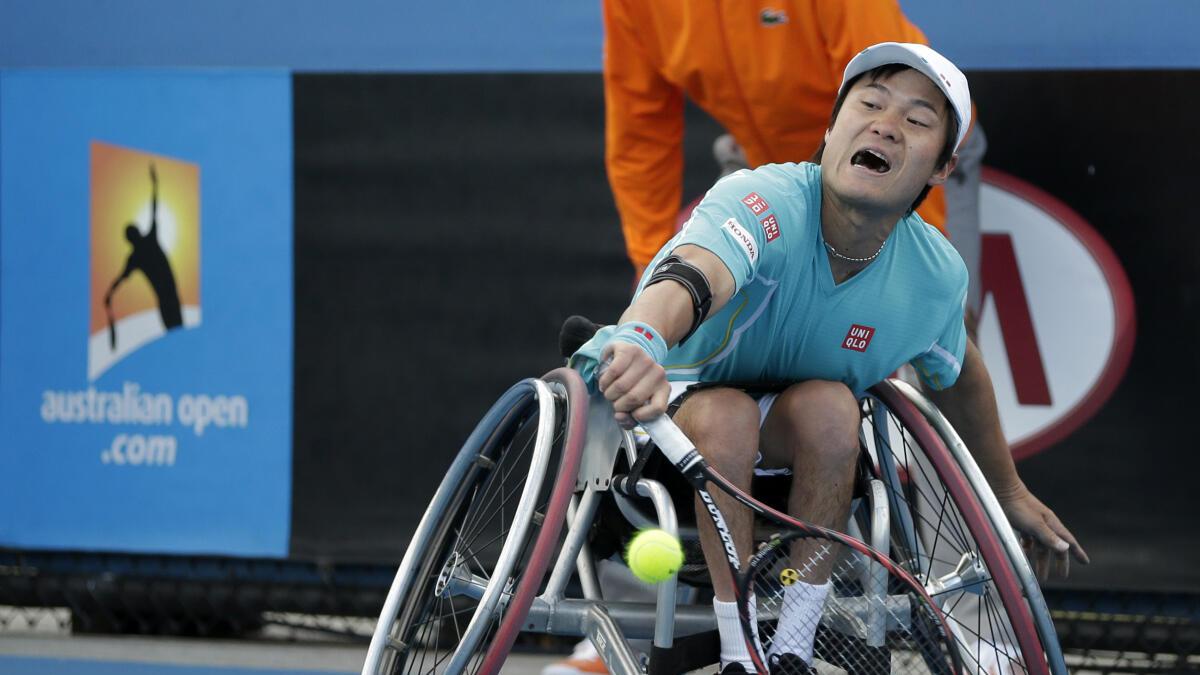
left=821, top=69, right=956, bottom=214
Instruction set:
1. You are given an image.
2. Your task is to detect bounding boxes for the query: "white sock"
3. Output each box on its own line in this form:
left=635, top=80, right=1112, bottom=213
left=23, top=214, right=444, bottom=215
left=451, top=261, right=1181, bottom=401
left=767, top=580, right=832, bottom=662
left=714, top=596, right=760, bottom=670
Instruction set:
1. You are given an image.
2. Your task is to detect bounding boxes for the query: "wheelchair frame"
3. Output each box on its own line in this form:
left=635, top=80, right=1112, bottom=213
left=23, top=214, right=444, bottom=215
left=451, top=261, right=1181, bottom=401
left=362, top=368, right=1066, bottom=675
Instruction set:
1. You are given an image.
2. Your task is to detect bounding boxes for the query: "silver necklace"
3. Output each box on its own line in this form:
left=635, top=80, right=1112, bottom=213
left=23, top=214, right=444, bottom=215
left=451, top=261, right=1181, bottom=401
left=824, top=239, right=886, bottom=263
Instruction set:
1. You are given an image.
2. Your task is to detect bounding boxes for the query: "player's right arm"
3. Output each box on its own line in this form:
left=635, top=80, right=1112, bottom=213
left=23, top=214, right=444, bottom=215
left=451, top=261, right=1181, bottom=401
left=600, top=245, right=735, bottom=424
left=149, top=163, right=159, bottom=238
left=597, top=172, right=781, bottom=423
left=603, top=0, right=686, bottom=272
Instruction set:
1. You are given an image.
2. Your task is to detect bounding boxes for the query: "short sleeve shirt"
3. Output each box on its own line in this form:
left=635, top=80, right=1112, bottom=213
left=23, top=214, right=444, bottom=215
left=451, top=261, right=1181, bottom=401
left=577, top=162, right=968, bottom=395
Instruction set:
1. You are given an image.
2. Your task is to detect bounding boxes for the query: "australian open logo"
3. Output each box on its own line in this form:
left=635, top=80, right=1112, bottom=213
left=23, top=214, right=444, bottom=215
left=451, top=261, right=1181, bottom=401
left=89, top=141, right=201, bottom=381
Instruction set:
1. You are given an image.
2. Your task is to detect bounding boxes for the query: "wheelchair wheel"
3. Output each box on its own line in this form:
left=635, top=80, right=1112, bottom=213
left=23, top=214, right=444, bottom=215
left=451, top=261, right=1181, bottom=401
left=859, top=379, right=1060, bottom=675
left=362, top=369, right=587, bottom=675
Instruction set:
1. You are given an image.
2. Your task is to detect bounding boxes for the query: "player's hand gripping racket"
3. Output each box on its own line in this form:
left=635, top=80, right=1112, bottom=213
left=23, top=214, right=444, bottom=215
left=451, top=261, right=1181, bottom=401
left=639, top=414, right=965, bottom=675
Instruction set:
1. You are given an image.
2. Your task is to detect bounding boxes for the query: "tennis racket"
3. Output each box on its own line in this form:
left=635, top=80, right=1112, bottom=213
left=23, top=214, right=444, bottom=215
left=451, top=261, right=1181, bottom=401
left=640, top=415, right=965, bottom=675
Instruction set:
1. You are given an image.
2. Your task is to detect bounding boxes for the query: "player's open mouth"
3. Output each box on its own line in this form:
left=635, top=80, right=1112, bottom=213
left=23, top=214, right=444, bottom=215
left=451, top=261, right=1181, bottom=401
left=851, top=148, right=891, bottom=174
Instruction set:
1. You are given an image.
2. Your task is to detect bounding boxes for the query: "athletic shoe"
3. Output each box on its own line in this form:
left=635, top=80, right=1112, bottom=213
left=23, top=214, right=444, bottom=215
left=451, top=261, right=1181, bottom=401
left=542, top=639, right=608, bottom=675
left=768, top=653, right=815, bottom=675
left=718, top=663, right=751, bottom=674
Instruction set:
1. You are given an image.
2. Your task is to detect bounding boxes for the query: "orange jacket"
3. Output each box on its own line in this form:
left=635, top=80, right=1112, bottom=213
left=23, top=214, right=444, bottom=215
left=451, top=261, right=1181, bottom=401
left=604, top=0, right=946, bottom=268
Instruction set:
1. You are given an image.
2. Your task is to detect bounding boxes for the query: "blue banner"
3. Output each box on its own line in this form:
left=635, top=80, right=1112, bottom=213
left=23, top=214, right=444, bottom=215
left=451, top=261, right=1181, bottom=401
left=2, top=1, right=1198, bottom=71
left=0, top=71, right=293, bottom=557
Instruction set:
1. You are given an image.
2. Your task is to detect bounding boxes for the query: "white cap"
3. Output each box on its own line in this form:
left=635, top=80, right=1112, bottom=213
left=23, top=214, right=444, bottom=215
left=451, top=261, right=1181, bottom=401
left=840, top=42, right=972, bottom=152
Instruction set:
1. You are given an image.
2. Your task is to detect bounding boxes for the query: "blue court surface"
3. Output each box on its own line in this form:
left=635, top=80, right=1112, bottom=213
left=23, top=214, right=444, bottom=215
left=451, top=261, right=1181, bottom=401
left=0, top=633, right=559, bottom=675
left=0, top=656, right=353, bottom=675
left=0, top=633, right=361, bottom=675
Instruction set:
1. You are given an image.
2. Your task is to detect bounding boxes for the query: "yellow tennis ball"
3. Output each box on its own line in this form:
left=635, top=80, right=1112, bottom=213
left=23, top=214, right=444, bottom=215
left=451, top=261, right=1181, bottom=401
left=626, top=528, right=684, bottom=584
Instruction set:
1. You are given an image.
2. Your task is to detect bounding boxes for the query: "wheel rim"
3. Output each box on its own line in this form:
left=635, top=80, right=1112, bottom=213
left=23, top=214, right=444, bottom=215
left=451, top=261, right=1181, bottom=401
left=861, top=391, right=1045, bottom=675
left=386, top=394, right=564, bottom=675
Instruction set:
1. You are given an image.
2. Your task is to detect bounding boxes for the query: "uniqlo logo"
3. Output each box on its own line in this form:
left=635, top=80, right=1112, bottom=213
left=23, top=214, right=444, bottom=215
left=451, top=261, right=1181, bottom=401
left=842, top=324, right=875, bottom=352
left=761, top=214, right=780, bottom=242
left=741, top=192, right=770, bottom=215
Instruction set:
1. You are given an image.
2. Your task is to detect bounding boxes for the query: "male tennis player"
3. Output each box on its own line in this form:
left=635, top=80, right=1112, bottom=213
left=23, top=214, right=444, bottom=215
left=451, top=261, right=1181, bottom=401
left=571, top=43, right=1087, bottom=674
left=105, top=163, right=184, bottom=337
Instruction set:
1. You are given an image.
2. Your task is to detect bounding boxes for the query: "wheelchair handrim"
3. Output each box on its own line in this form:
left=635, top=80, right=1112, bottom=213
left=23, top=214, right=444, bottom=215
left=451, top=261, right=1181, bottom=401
left=475, top=367, right=590, bottom=675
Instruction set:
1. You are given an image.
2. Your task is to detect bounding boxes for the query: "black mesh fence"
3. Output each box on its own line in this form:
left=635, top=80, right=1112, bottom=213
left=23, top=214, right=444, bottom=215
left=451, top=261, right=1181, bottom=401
left=0, top=549, right=388, bottom=637
left=3, top=549, right=1198, bottom=673
left=1048, top=589, right=1200, bottom=673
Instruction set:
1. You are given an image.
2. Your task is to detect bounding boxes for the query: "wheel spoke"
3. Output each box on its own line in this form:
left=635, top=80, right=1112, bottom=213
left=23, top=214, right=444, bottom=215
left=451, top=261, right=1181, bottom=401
left=455, top=466, right=533, bottom=572
left=377, top=387, right=579, bottom=675
left=457, top=427, right=537, bottom=549
left=924, top=489, right=953, bottom=583
left=409, top=602, right=479, bottom=633
left=456, top=415, right=536, bottom=545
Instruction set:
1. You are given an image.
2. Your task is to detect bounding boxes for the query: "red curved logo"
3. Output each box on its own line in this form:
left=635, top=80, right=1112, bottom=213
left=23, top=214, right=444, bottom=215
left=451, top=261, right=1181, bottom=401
left=978, top=168, right=1135, bottom=460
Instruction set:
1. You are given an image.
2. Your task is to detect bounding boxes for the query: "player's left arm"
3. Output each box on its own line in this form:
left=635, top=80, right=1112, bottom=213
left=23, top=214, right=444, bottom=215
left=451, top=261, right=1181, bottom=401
left=926, top=340, right=1090, bottom=579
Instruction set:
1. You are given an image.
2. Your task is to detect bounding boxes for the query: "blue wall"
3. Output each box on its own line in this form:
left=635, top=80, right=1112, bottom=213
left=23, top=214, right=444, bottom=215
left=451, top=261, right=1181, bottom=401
left=1, top=0, right=1197, bottom=71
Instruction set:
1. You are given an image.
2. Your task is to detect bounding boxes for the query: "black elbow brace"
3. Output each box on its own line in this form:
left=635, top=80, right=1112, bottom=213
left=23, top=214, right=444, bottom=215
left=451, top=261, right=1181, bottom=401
left=644, top=254, right=713, bottom=344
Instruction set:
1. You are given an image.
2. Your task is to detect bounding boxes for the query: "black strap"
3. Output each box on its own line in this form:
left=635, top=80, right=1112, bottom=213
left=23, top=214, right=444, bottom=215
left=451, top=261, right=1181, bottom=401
left=614, top=443, right=657, bottom=497
left=644, top=255, right=713, bottom=344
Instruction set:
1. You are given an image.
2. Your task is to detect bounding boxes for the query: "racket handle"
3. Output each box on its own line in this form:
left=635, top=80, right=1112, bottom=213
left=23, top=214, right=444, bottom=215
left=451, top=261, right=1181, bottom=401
left=639, top=416, right=704, bottom=473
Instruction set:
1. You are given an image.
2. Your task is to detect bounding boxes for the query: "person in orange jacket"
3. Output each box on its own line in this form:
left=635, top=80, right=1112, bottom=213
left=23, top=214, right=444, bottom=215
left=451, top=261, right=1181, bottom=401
left=602, top=0, right=985, bottom=322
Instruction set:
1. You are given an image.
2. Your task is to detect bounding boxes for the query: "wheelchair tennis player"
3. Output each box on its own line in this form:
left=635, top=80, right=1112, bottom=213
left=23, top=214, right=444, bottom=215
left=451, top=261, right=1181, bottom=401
left=570, top=42, right=1088, bottom=674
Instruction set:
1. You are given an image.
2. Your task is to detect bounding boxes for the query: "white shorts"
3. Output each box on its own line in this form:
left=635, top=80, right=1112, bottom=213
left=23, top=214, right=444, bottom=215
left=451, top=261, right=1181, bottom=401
left=634, top=381, right=792, bottom=476
left=666, top=381, right=780, bottom=426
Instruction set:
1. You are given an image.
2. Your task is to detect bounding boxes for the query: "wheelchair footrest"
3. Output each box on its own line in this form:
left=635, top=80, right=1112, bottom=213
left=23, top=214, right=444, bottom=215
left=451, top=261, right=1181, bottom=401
left=648, top=629, right=719, bottom=675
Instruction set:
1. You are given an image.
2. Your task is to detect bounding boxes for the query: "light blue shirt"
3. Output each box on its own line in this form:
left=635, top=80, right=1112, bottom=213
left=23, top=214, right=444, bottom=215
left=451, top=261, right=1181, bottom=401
left=574, top=162, right=968, bottom=395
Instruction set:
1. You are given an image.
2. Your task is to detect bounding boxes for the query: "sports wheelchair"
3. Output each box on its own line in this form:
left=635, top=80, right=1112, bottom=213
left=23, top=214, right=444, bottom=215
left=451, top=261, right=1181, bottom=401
left=360, top=361, right=1066, bottom=675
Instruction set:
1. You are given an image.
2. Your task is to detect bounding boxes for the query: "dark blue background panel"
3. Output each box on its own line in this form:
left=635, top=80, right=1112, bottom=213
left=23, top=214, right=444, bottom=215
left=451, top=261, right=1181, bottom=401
left=288, top=70, right=1200, bottom=590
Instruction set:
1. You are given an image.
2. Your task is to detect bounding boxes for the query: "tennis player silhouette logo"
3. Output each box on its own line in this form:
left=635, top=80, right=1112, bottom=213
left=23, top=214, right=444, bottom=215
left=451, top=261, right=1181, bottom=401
left=89, top=141, right=201, bottom=382
left=104, top=163, right=183, bottom=347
